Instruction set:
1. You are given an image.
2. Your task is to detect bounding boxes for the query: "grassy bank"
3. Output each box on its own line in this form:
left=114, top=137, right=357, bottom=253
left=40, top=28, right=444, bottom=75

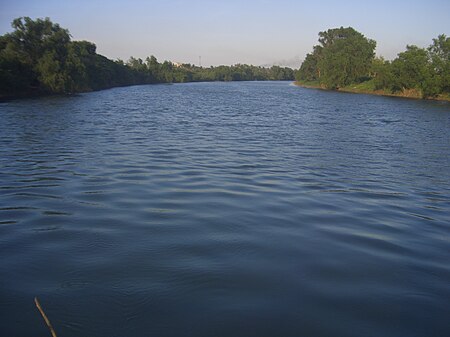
left=295, top=80, right=450, bottom=102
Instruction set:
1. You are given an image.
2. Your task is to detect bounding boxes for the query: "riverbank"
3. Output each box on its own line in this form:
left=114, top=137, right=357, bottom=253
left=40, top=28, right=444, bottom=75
left=295, top=80, right=450, bottom=102
left=0, top=80, right=293, bottom=103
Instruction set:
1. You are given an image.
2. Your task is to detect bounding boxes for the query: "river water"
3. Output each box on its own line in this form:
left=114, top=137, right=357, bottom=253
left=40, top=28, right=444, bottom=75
left=1, top=82, right=449, bottom=336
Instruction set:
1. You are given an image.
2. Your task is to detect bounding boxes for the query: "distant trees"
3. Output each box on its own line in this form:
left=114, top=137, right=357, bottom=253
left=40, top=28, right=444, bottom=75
left=296, top=27, right=376, bottom=89
left=297, top=27, right=449, bottom=99
left=122, top=56, right=295, bottom=84
left=0, top=17, right=295, bottom=99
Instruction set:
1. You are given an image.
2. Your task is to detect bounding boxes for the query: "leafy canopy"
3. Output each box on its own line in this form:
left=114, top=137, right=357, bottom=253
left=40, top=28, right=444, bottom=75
left=297, top=27, right=376, bottom=89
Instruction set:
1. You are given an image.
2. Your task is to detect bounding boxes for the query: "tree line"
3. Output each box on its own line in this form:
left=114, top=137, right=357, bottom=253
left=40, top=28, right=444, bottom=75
left=0, top=17, right=294, bottom=98
left=296, top=27, right=449, bottom=99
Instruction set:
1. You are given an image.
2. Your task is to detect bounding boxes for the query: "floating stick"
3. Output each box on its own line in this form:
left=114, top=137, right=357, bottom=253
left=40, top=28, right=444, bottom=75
left=34, top=297, right=58, bottom=337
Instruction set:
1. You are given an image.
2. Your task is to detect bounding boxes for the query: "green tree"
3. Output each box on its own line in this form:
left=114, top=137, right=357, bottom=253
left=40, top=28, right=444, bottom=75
left=0, top=17, right=88, bottom=94
left=428, top=34, right=450, bottom=93
left=298, top=27, right=376, bottom=89
left=372, top=57, right=395, bottom=91
left=391, top=45, right=438, bottom=97
left=319, top=27, right=376, bottom=88
left=296, top=47, right=321, bottom=82
left=0, top=34, right=35, bottom=94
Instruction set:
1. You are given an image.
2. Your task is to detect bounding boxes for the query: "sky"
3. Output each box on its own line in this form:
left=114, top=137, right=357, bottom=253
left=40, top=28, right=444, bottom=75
left=1, top=0, right=449, bottom=68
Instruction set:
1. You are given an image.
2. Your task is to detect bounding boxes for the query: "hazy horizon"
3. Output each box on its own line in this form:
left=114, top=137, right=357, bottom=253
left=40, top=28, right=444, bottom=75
left=1, top=0, right=449, bottom=68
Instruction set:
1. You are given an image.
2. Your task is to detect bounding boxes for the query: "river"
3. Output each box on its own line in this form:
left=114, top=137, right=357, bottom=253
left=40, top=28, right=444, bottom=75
left=1, top=81, right=449, bottom=336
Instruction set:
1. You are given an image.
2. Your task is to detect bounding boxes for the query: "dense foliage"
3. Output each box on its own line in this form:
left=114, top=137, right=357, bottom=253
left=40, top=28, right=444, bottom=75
left=296, top=27, right=450, bottom=98
left=0, top=17, right=294, bottom=98
left=372, top=35, right=450, bottom=98
left=296, top=27, right=376, bottom=89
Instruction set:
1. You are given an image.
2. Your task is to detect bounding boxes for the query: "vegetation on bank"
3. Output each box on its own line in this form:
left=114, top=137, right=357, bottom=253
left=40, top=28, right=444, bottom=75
left=295, top=27, right=450, bottom=100
left=2, top=18, right=447, bottom=102
left=0, top=17, right=294, bottom=99
left=295, top=79, right=450, bottom=102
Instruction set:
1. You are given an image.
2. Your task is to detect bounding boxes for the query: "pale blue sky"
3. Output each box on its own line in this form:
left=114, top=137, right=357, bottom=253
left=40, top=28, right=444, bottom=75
left=1, top=0, right=449, bottom=67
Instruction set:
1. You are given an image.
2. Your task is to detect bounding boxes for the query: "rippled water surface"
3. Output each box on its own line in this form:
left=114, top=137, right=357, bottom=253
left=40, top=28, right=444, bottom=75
left=1, top=82, right=450, bottom=337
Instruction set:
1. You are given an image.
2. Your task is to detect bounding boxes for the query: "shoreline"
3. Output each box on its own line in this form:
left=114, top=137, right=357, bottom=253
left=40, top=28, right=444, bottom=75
left=294, top=81, right=450, bottom=102
left=3, top=81, right=449, bottom=103
left=0, top=80, right=292, bottom=103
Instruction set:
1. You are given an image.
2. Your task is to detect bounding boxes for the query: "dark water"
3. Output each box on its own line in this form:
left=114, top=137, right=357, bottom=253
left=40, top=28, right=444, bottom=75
left=1, top=82, right=450, bottom=337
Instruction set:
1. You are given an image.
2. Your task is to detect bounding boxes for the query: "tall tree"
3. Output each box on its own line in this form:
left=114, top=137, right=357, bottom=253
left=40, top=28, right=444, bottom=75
left=0, top=17, right=87, bottom=94
left=297, top=27, right=376, bottom=89
left=318, top=27, right=376, bottom=88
